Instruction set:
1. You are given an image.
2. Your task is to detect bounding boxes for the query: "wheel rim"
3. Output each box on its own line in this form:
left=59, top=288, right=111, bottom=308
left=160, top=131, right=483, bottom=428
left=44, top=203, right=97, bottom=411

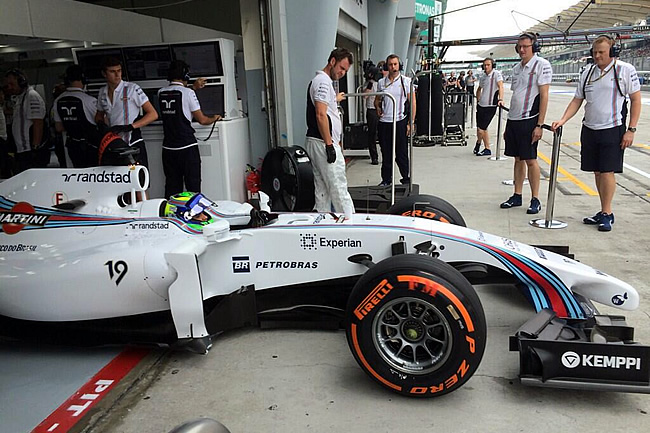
left=372, top=296, right=453, bottom=375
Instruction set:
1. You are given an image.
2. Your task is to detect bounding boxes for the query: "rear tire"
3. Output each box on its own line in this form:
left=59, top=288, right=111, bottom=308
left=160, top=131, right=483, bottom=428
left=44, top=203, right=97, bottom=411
left=387, top=194, right=466, bottom=226
left=345, top=254, right=487, bottom=397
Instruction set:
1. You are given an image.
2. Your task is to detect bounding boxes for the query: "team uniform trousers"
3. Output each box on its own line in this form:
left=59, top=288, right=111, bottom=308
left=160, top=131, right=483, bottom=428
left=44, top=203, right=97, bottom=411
left=304, top=137, right=354, bottom=218
left=366, top=108, right=379, bottom=161
left=378, top=118, right=409, bottom=183
left=163, top=145, right=201, bottom=198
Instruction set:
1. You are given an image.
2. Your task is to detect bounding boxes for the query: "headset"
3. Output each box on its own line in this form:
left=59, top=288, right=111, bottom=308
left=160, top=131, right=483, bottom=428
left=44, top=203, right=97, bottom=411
left=64, top=65, right=87, bottom=86
left=168, top=60, right=191, bottom=82
left=481, top=58, right=496, bottom=71
left=5, top=68, right=28, bottom=89
left=383, top=55, right=404, bottom=72
left=589, top=34, right=621, bottom=58
left=515, top=32, right=541, bottom=54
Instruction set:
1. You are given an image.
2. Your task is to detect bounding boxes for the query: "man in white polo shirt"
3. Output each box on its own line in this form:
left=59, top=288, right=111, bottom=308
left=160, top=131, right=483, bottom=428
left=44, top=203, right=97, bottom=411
left=552, top=35, right=641, bottom=232
left=95, top=56, right=158, bottom=167
left=500, top=33, right=552, bottom=215
left=305, top=47, right=354, bottom=219
left=374, top=54, right=416, bottom=187
left=474, top=58, right=504, bottom=156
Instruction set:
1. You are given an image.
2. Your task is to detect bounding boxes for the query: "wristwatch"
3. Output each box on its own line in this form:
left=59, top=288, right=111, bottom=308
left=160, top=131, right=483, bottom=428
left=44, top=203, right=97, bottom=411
left=535, top=124, right=543, bottom=128
left=628, top=127, right=637, bottom=133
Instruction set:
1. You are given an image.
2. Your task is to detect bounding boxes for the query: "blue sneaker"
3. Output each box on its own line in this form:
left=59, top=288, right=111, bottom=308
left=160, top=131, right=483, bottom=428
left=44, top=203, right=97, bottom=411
left=500, top=194, right=522, bottom=209
left=583, top=211, right=615, bottom=225
left=598, top=213, right=614, bottom=232
left=378, top=180, right=391, bottom=187
left=526, top=197, right=542, bottom=214
left=477, top=148, right=492, bottom=156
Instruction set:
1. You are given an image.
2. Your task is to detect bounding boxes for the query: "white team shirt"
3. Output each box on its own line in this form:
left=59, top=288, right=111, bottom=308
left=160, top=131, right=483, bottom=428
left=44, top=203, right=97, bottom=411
left=97, top=80, right=149, bottom=145
left=365, top=80, right=377, bottom=109
left=53, top=87, right=98, bottom=125
left=477, top=70, right=503, bottom=107
left=508, top=54, right=553, bottom=120
left=12, top=87, right=46, bottom=153
left=157, top=83, right=201, bottom=122
left=574, top=59, right=641, bottom=130
left=377, top=74, right=412, bottom=123
left=309, top=70, right=342, bottom=145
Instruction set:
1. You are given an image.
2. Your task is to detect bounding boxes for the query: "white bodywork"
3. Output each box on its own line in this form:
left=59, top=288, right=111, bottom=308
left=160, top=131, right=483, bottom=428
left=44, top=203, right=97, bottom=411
left=0, top=167, right=639, bottom=341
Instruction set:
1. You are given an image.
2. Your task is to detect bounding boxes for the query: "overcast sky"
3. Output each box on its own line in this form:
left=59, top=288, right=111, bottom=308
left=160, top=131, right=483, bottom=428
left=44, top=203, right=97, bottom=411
left=440, top=0, right=580, bottom=60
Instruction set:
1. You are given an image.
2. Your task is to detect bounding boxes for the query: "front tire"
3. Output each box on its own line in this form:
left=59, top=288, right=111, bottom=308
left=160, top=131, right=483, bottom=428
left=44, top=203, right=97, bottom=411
left=387, top=194, right=466, bottom=226
left=345, top=254, right=486, bottom=397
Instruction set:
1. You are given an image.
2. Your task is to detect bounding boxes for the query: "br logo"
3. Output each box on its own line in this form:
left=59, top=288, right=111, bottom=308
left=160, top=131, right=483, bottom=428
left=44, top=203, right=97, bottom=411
left=561, top=351, right=581, bottom=369
left=232, top=256, right=250, bottom=273
left=0, top=202, right=50, bottom=235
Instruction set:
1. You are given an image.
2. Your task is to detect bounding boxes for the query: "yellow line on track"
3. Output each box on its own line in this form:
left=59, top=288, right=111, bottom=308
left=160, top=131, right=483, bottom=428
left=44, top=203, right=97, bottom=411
left=537, top=151, right=598, bottom=196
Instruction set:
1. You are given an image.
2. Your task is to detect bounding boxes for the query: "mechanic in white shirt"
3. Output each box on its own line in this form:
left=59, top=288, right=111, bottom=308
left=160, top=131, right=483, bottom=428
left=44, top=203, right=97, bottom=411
left=474, top=58, right=504, bottom=156
left=500, top=33, right=552, bottom=215
left=53, top=65, right=99, bottom=168
left=158, top=60, right=221, bottom=198
left=374, top=54, right=416, bottom=187
left=4, top=69, right=46, bottom=173
left=552, top=35, right=641, bottom=232
left=305, top=47, right=355, bottom=219
left=95, top=57, right=158, bottom=167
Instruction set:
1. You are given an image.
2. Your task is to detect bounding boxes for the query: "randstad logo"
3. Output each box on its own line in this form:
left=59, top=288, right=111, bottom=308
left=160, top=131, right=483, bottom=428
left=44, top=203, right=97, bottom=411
left=561, top=351, right=580, bottom=369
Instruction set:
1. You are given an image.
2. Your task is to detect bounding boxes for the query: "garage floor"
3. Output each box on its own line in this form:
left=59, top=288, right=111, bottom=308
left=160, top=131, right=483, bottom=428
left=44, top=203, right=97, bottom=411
left=2, top=85, right=650, bottom=432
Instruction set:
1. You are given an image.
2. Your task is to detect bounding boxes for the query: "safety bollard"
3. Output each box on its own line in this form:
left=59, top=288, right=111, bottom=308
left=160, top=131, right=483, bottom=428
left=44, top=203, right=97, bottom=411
left=488, top=105, right=509, bottom=161
left=530, top=125, right=567, bottom=229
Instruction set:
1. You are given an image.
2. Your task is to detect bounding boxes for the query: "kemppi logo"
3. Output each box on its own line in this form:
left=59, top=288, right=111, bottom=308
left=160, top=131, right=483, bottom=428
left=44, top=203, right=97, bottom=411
left=561, top=351, right=641, bottom=370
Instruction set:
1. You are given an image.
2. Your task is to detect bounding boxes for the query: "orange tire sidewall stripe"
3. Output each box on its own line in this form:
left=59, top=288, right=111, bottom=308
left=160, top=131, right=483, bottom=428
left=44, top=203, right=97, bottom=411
left=351, top=323, right=401, bottom=391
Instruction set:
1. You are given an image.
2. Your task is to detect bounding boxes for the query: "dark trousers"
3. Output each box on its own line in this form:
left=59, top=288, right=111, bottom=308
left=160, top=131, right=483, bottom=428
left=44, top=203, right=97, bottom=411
left=366, top=108, right=379, bottom=162
left=378, top=118, right=409, bottom=183
left=163, top=145, right=201, bottom=198
left=15, top=151, right=33, bottom=174
left=67, top=138, right=92, bottom=168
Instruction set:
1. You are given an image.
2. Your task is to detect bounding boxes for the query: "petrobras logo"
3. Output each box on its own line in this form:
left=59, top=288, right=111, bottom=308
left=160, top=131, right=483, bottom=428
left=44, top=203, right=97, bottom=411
left=61, top=171, right=131, bottom=183
left=232, top=256, right=250, bottom=273
left=561, top=351, right=641, bottom=370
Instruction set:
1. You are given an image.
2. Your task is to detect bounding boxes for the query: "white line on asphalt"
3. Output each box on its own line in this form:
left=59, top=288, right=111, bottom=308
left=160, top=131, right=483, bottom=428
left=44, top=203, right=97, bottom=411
left=623, top=162, right=650, bottom=179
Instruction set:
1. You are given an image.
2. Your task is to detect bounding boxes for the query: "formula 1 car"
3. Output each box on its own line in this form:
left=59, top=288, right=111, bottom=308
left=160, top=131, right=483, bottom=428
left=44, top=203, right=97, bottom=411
left=1, top=166, right=648, bottom=397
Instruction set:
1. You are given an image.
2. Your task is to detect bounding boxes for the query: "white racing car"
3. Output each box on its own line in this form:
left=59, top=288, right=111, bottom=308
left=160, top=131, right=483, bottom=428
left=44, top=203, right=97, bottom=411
left=1, top=165, right=648, bottom=397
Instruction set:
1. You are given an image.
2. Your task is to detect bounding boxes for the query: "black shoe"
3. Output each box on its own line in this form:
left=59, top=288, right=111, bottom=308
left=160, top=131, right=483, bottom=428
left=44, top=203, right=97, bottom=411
left=371, top=159, right=379, bottom=165
left=500, top=194, right=522, bottom=209
left=378, top=180, right=391, bottom=187
left=400, top=177, right=410, bottom=185
left=473, top=142, right=481, bottom=155
left=526, top=197, right=542, bottom=214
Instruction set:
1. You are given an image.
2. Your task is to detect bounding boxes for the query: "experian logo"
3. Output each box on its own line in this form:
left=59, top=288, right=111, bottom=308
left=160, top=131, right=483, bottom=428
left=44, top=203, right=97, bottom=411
left=561, top=351, right=641, bottom=370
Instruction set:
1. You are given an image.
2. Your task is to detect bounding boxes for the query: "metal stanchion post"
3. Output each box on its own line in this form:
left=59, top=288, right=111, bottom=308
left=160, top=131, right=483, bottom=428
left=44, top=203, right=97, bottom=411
left=530, top=125, right=567, bottom=229
left=489, top=105, right=509, bottom=161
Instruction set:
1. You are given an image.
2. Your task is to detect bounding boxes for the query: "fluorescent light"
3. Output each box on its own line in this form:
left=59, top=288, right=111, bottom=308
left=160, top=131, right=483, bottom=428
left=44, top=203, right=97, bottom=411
left=0, top=44, right=9, bottom=48
left=44, top=39, right=63, bottom=43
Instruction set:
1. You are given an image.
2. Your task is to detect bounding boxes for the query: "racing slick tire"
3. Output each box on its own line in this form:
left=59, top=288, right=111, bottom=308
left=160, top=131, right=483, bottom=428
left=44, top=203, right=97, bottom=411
left=387, top=194, right=466, bottom=226
left=345, top=254, right=486, bottom=397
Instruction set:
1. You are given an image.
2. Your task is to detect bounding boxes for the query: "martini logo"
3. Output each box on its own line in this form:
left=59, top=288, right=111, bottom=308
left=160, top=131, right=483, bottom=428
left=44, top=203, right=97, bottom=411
left=561, top=351, right=580, bottom=369
left=0, top=202, right=50, bottom=235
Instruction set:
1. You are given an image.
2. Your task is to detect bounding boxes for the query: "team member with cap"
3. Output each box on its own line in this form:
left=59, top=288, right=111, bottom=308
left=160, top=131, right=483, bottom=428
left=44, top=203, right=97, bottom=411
left=4, top=69, right=46, bottom=173
left=95, top=57, right=158, bottom=167
left=53, top=65, right=99, bottom=167
left=500, top=33, right=552, bottom=215
left=552, top=35, right=641, bottom=232
left=474, top=58, right=504, bottom=156
left=305, top=47, right=355, bottom=219
left=158, top=60, right=221, bottom=198
left=374, top=54, right=416, bottom=187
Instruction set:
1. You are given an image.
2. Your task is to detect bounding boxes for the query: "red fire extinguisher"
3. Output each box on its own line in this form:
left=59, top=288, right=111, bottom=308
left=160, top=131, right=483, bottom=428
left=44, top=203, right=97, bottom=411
left=246, top=164, right=261, bottom=200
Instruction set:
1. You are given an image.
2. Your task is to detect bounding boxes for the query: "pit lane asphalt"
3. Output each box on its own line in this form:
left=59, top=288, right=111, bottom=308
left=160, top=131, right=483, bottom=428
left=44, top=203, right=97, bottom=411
left=2, top=85, right=649, bottom=433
